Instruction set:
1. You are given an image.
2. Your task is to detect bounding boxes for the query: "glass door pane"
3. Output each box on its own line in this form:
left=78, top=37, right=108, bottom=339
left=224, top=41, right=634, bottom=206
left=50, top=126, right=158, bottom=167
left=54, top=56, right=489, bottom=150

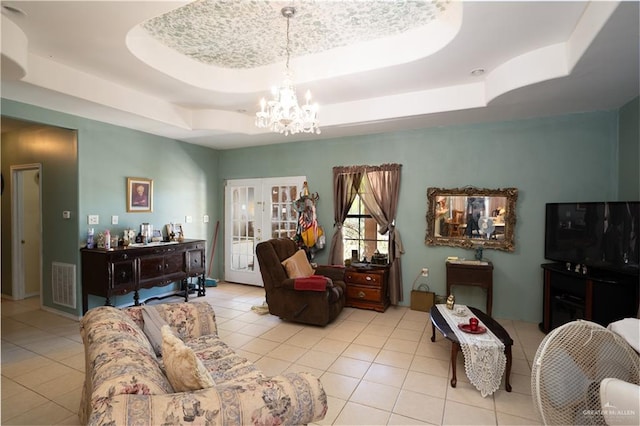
left=230, top=186, right=256, bottom=272
left=225, top=179, right=262, bottom=286
left=270, top=184, right=299, bottom=239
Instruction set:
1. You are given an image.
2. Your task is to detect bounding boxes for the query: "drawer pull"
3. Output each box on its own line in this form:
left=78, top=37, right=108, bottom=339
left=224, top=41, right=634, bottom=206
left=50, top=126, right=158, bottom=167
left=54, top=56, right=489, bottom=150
left=122, top=254, right=128, bottom=260
left=157, top=265, right=163, bottom=271
left=366, top=276, right=372, bottom=281
left=358, top=291, right=365, bottom=298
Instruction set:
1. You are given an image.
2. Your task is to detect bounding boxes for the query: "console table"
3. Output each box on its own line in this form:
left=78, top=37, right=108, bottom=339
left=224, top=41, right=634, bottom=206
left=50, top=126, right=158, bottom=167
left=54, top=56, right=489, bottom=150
left=81, top=239, right=206, bottom=314
left=344, top=265, right=390, bottom=312
left=446, top=261, right=493, bottom=316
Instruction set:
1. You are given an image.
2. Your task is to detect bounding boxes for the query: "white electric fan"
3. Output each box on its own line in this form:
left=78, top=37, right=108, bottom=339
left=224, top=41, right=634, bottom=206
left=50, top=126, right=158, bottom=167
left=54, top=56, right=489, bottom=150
left=531, top=320, right=639, bottom=425
left=478, top=216, right=495, bottom=238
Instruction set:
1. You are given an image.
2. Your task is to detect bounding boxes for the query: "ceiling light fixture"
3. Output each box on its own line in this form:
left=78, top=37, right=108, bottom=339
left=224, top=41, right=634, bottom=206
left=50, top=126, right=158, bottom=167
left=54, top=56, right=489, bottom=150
left=255, top=6, right=320, bottom=136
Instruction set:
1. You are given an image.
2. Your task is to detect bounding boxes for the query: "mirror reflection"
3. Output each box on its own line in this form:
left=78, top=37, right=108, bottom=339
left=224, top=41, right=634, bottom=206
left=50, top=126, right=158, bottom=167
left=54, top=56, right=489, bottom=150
left=426, top=187, right=518, bottom=252
left=435, top=196, right=507, bottom=239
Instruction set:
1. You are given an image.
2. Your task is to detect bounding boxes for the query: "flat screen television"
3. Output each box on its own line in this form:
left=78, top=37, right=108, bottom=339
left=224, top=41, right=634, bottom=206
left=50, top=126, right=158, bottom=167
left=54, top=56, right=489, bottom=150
left=545, top=202, right=639, bottom=276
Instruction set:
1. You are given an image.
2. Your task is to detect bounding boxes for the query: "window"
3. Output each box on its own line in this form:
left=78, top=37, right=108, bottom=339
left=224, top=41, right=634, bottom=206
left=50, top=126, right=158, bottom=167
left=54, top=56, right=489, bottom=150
left=343, top=194, right=389, bottom=261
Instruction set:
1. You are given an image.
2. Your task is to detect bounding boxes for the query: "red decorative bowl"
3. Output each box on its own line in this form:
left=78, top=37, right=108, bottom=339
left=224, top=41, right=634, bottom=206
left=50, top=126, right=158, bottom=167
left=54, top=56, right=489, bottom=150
left=458, top=323, right=487, bottom=334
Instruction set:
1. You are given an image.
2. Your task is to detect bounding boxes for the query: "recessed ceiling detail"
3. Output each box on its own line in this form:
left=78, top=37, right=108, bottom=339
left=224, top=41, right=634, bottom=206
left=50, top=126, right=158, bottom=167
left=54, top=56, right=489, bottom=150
left=2, top=1, right=636, bottom=149
left=141, top=0, right=450, bottom=69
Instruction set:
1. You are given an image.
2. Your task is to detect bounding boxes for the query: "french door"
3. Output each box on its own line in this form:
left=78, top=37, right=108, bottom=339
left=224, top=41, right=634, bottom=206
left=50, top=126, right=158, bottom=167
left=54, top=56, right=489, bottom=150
left=224, top=176, right=305, bottom=286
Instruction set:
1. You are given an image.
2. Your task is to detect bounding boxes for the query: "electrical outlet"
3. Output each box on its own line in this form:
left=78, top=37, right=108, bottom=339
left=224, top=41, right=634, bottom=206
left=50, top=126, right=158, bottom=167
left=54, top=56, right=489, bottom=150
left=185, top=215, right=193, bottom=223
left=62, top=211, right=71, bottom=219
left=111, top=215, right=119, bottom=225
left=203, top=215, right=209, bottom=223
left=88, top=215, right=99, bottom=225
left=421, top=268, right=429, bottom=276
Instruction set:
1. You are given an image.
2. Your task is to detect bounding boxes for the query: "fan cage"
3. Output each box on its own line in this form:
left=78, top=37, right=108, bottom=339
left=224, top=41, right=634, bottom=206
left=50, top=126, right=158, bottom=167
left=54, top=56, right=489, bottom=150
left=531, top=320, right=639, bottom=425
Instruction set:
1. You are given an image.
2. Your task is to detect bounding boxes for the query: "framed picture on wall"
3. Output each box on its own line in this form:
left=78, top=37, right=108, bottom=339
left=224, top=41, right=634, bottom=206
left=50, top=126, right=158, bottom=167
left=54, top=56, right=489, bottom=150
left=127, top=177, right=153, bottom=212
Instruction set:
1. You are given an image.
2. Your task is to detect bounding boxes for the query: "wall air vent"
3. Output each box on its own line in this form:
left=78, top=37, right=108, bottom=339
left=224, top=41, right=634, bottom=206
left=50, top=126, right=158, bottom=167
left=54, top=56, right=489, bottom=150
left=51, top=262, right=76, bottom=309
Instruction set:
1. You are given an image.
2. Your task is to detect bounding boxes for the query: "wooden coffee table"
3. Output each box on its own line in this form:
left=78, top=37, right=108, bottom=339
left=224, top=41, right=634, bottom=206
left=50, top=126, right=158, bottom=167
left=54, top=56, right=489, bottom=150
left=430, top=305, right=513, bottom=391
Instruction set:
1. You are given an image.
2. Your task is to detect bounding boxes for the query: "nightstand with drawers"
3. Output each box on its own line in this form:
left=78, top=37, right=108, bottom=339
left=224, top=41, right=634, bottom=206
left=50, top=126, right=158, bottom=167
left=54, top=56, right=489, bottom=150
left=344, top=265, right=390, bottom=312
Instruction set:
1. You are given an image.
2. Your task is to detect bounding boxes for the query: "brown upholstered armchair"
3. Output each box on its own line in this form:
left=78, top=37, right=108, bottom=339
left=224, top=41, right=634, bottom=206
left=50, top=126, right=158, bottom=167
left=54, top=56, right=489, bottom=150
left=256, top=238, right=346, bottom=326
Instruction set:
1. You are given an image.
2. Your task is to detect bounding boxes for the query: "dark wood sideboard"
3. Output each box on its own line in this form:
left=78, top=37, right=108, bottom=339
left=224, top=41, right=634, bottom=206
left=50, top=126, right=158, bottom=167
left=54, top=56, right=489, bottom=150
left=81, top=239, right=206, bottom=314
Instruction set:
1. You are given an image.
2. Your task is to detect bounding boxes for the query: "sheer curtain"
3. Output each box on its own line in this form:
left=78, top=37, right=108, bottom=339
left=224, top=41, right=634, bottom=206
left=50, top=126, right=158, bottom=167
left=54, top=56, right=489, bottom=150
left=329, top=163, right=404, bottom=304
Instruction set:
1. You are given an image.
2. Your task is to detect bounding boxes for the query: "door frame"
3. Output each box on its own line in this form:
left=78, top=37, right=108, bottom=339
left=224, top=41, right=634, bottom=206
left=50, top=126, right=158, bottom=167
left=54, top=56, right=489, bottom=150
left=11, top=163, right=43, bottom=302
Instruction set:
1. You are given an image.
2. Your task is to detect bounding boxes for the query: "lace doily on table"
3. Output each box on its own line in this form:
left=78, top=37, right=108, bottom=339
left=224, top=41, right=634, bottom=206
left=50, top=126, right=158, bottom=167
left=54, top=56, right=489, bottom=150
left=436, top=304, right=506, bottom=397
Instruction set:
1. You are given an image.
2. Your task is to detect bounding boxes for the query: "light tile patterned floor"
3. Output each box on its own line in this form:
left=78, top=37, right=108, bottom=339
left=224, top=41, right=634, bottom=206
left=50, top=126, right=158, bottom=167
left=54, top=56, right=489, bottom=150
left=1, top=282, right=545, bottom=425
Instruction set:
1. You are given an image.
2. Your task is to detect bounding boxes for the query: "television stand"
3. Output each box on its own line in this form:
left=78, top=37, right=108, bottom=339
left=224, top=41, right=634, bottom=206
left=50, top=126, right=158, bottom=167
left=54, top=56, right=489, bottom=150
left=540, top=263, right=638, bottom=333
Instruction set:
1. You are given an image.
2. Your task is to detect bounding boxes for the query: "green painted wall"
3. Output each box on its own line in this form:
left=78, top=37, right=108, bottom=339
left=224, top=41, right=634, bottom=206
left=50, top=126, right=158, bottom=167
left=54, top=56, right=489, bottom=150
left=3, top=97, right=635, bottom=323
left=1, top=99, right=220, bottom=316
left=618, top=97, right=640, bottom=200
left=219, top=111, right=622, bottom=323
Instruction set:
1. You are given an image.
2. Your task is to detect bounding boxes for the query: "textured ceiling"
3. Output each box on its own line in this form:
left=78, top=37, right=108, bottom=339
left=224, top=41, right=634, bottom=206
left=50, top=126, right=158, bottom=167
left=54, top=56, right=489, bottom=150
left=142, top=0, right=449, bottom=69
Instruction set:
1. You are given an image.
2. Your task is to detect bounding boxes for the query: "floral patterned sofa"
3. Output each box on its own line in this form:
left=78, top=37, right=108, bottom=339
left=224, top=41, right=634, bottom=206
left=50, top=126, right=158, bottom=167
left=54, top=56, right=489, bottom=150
left=79, top=301, right=328, bottom=425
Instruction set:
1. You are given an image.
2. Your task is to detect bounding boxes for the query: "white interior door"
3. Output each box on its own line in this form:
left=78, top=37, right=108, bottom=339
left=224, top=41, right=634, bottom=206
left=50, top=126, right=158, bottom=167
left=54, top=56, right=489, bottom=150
left=11, top=164, right=43, bottom=300
left=224, top=176, right=305, bottom=286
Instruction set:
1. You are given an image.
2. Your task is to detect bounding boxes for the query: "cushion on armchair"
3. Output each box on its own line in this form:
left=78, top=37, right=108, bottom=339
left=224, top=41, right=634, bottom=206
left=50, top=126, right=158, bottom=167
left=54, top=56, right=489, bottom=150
left=281, top=249, right=315, bottom=278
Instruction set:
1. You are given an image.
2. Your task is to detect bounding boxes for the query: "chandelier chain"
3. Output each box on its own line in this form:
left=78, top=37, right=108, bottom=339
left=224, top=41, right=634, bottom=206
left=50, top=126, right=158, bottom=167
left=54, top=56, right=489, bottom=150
left=285, top=14, right=291, bottom=71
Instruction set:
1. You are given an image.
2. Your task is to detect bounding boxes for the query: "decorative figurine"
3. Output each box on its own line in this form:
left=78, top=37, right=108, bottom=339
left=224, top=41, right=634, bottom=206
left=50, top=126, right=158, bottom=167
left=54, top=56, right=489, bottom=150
left=446, top=294, right=455, bottom=310
left=474, top=246, right=483, bottom=261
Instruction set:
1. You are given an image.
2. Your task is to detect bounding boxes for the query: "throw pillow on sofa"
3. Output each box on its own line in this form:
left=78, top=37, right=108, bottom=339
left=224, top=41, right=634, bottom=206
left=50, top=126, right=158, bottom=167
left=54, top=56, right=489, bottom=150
left=161, top=325, right=215, bottom=392
left=281, top=249, right=314, bottom=278
left=141, top=305, right=171, bottom=356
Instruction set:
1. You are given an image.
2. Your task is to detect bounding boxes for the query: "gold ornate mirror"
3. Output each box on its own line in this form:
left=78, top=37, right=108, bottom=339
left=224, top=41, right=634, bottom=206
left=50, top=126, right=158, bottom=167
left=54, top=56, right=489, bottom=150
left=425, top=187, right=518, bottom=252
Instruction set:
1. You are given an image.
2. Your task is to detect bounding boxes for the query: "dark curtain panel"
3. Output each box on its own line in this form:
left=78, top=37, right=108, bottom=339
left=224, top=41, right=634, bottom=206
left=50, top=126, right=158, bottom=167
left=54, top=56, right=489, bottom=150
left=360, top=164, right=404, bottom=304
left=328, top=166, right=363, bottom=265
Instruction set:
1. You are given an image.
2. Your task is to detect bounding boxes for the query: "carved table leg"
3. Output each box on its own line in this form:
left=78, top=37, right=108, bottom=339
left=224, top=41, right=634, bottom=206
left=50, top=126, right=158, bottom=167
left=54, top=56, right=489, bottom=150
left=450, top=342, right=459, bottom=388
left=504, top=344, right=512, bottom=392
left=133, top=290, right=140, bottom=306
left=198, top=274, right=206, bottom=297
left=183, top=279, right=189, bottom=302
left=431, top=323, right=436, bottom=342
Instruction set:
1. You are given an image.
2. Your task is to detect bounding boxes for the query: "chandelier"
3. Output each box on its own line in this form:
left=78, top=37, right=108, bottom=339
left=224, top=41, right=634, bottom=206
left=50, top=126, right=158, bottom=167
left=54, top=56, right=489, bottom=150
left=255, top=6, right=320, bottom=136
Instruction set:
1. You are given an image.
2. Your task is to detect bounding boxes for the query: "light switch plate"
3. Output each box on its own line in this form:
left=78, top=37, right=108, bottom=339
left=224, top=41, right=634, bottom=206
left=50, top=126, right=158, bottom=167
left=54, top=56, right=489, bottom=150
left=185, top=215, right=193, bottom=223
left=62, top=211, right=71, bottom=219
left=111, top=215, right=118, bottom=225
left=88, top=215, right=99, bottom=225
left=203, top=215, right=209, bottom=223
